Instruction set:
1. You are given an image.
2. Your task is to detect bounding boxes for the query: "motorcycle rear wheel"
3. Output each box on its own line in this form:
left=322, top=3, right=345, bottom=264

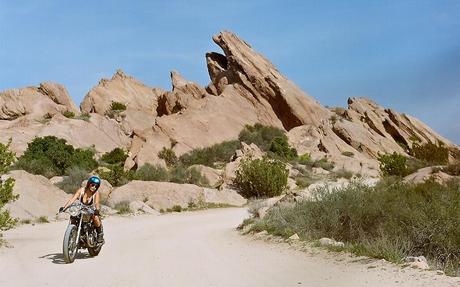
left=63, top=224, right=78, bottom=263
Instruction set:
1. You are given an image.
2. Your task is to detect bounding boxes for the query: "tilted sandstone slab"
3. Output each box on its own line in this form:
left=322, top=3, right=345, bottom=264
left=207, top=31, right=330, bottom=130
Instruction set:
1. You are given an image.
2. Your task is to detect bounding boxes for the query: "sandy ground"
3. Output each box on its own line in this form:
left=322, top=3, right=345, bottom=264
left=1, top=208, right=459, bottom=287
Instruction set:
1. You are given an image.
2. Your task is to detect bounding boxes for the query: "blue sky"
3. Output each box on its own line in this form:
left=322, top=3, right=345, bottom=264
left=1, top=1, right=459, bottom=143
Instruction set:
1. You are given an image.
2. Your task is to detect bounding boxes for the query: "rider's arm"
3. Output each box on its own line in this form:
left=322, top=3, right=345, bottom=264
left=94, top=192, right=101, bottom=211
left=62, top=188, right=82, bottom=210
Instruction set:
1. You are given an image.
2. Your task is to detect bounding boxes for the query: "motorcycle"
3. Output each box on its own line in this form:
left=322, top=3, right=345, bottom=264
left=61, top=202, right=103, bottom=263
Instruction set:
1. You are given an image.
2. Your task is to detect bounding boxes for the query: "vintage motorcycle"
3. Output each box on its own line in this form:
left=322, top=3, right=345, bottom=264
left=61, top=202, right=103, bottom=263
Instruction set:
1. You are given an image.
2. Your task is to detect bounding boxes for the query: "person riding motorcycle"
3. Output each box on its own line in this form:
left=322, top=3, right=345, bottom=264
left=59, top=176, right=104, bottom=244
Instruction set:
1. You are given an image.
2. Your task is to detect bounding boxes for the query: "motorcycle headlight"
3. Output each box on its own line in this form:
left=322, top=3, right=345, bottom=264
left=68, top=205, right=80, bottom=217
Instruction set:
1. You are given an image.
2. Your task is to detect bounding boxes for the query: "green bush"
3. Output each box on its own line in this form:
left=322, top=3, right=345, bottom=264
left=0, top=141, right=18, bottom=233
left=158, top=147, right=178, bottom=167
left=238, top=123, right=285, bottom=151
left=378, top=152, right=408, bottom=177
left=179, top=140, right=240, bottom=168
left=254, top=179, right=460, bottom=274
left=443, top=161, right=460, bottom=176
left=132, top=164, right=169, bottom=181
left=36, top=216, right=49, bottom=223
left=297, top=153, right=311, bottom=165
left=234, top=157, right=288, bottom=198
left=110, top=101, right=127, bottom=111
left=78, top=112, right=91, bottom=121
left=268, top=137, right=298, bottom=161
left=14, top=136, right=97, bottom=178
left=411, top=142, right=448, bottom=165
left=169, top=165, right=209, bottom=186
left=62, top=111, right=75, bottom=118
left=56, top=166, right=89, bottom=194
left=98, top=165, right=131, bottom=187
left=100, top=148, right=128, bottom=165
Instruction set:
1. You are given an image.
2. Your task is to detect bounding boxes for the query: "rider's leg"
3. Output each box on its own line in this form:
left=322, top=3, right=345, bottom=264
left=93, top=215, right=104, bottom=244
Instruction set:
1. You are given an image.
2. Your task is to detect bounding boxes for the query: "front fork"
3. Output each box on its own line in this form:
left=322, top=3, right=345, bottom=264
left=75, top=217, right=83, bottom=250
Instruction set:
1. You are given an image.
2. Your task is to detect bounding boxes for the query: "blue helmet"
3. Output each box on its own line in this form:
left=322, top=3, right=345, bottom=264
left=87, top=176, right=101, bottom=191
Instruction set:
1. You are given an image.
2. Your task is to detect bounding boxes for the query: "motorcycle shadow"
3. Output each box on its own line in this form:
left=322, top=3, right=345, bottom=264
left=39, top=252, right=93, bottom=264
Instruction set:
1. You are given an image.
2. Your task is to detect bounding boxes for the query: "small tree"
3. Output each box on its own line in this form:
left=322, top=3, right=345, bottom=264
left=100, top=148, right=128, bottom=165
left=235, top=157, right=288, bottom=198
left=378, top=152, right=408, bottom=177
left=411, top=142, right=448, bottom=165
left=269, top=137, right=298, bottom=160
left=0, top=141, right=18, bottom=232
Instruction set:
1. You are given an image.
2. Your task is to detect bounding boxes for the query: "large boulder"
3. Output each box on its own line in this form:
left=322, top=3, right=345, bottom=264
left=107, top=181, right=246, bottom=210
left=4, top=170, right=70, bottom=220
left=0, top=82, right=76, bottom=120
left=404, top=166, right=455, bottom=185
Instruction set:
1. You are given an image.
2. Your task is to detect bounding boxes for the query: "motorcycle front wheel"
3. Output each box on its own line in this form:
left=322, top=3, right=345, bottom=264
left=63, top=224, right=78, bottom=263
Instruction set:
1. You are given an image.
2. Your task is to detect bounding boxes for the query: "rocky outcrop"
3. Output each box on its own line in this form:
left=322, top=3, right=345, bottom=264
left=0, top=113, right=130, bottom=156
left=0, top=82, right=76, bottom=120
left=403, top=166, right=455, bottom=185
left=4, top=170, right=70, bottom=220
left=80, top=69, right=165, bottom=134
left=207, top=31, right=330, bottom=129
left=107, top=181, right=246, bottom=210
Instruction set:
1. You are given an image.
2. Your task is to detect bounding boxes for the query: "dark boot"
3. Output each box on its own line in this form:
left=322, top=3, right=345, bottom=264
left=96, top=225, right=105, bottom=244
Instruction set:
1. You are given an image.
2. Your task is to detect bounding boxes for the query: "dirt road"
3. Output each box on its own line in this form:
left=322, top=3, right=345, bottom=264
left=0, top=208, right=458, bottom=287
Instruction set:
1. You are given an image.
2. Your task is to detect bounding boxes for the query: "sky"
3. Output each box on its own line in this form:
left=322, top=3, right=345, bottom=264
left=0, top=0, right=459, bottom=143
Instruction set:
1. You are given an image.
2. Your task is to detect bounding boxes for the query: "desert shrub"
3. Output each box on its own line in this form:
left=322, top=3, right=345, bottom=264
left=268, top=137, right=298, bottom=161
left=179, top=140, right=240, bottom=168
left=78, top=112, right=91, bottom=121
left=114, top=201, right=131, bottom=214
left=254, top=179, right=460, bottom=274
left=62, top=111, right=75, bottom=118
left=158, top=147, right=178, bottom=167
left=98, top=165, right=131, bottom=187
left=234, top=157, right=288, bottom=198
left=0, top=141, right=18, bottom=233
left=132, top=164, right=169, bottom=182
left=100, top=148, right=127, bottom=165
left=238, top=124, right=286, bottom=151
left=312, top=158, right=334, bottom=171
left=56, top=166, right=89, bottom=194
left=36, top=216, right=49, bottom=223
left=378, top=152, right=408, bottom=177
left=297, top=153, right=311, bottom=165
left=443, top=161, right=460, bottom=176
left=169, top=165, right=209, bottom=186
left=411, top=142, right=448, bottom=165
left=110, top=101, right=126, bottom=111
left=170, top=205, right=182, bottom=212
left=341, top=151, right=354, bottom=157
left=295, top=176, right=312, bottom=188
left=332, top=169, right=353, bottom=179
left=14, top=136, right=97, bottom=178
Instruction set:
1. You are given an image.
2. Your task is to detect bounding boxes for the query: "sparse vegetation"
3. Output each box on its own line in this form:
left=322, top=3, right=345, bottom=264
left=132, top=164, right=169, bottom=182
left=110, top=101, right=127, bottom=111
left=245, top=179, right=460, bottom=275
left=341, top=151, right=354, bottom=157
left=378, top=152, right=408, bottom=177
left=297, top=153, right=311, bottom=165
left=158, top=147, right=178, bottom=167
left=98, top=165, right=131, bottom=187
left=78, top=112, right=91, bottom=121
left=411, top=141, right=449, bottom=165
left=234, top=157, right=288, bottom=198
left=268, top=137, right=298, bottom=161
left=443, top=161, right=460, bottom=176
left=37, top=216, right=49, bottom=223
left=56, top=166, right=89, bottom=194
left=114, top=201, right=131, bottom=214
left=62, top=111, right=75, bottom=118
left=312, top=158, right=334, bottom=171
left=238, top=123, right=286, bottom=151
left=332, top=169, right=353, bottom=179
left=100, top=148, right=128, bottom=165
left=14, top=136, right=98, bottom=178
left=179, top=140, right=240, bottom=168
left=0, top=140, right=18, bottom=234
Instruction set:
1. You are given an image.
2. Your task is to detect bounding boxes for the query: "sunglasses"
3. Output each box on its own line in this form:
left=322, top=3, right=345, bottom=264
left=89, top=183, right=97, bottom=187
